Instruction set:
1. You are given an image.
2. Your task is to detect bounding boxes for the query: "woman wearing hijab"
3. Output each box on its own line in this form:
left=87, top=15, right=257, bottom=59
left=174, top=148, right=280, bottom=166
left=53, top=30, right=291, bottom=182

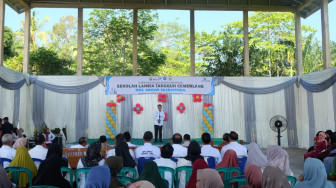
left=196, top=169, right=223, bottom=188
left=0, top=165, right=13, bottom=188
left=177, top=140, right=204, bottom=188
left=294, top=158, right=334, bottom=188
left=106, top=156, right=124, bottom=188
left=136, top=161, right=167, bottom=188
left=115, top=141, right=136, bottom=168
left=85, top=164, right=111, bottom=188
left=241, top=165, right=262, bottom=188
left=13, top=138, right=27, bottom=149
left=245, top=143, right=267, bottom=168
left=215, top=149, right=239, bottom=181
left=8, top=146, right=37, bottom=187
left=129, top=181, right=155, bottom=188
left=33, top=144, right=71, bottom=188
left=304, top=131, right=328, bottom=160
left=262, top=166, right=291, bottom=188
left=186, top=159, right=209, bottom=188
left=77, top=141, right=105, bottom=188
left=265, top=145, right=293, bottom=176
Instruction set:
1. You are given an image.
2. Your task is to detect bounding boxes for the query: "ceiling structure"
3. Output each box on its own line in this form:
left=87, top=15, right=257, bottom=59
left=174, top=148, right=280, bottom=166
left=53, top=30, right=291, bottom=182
left=6, top=0, right=333, bottom=19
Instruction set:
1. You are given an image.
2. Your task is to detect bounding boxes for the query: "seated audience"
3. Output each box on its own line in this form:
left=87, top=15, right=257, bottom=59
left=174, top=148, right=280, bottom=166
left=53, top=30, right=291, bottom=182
left=219, top=133, right=230, bottom=147
left=107, top=133, right=135, bottom=161
left=135, top=131, right=160, bottom=160
left=154, top=143, right=177, bottom=188
left=85, top=164, right=111, bottom=188
left=17, top=128, right=25, bottom=138
left=13, top=137, right=27, bottom=149
left=294, top=158, right=334, bottom=188
left=215, top=149, right=239, bottom=181
left=33, top=146, right=71, bottom=188
left=106, top=156, right=124, bottom=188
left=171, top=133, right=187, bottom=157
left=77, top=141, right=105, bottom=188
left=70, top=137, right=87, bottom=148
left=304, top=131, right=328, bottom=160
left=241, top=164, right=262, bottom=188
left=186, top=159, right=209, bottom=188
left=12, top=128, right=18, bottom=141
left=317, top=132, right=336, bottom=161
left=116, top=141, right=136, bottom=168
left=130, top=181, right=155, bottom=188
left=262, top=166, right=291, bottom=188
left=182, top=134, right=191, bottom=147
left=245, top=143, right=267, bottom=168
left=124, top=131, right=136, bottom=147
left=8, top=146, right=37, bottom=187
left=221, top=131, right=247, bottom=158
left=325, top=130, right=333, bottom=145
left=136, top=161, right=167, bottom=188
left=196, top=169, right=223, bottom=188
left=28, top=134, right=48, bottom=168
left=100, top=135, right=108, bottom=148
left=324, top=156, right=336, bottom=176
left=266, top=145, right=293, bottom=176
left=0, top=134, right=16, bottom=167
left=200, top=133, right=221, bottom=165
left=43, top=128, right=55, bottom=144
left=46, top=143, right=68, bottom=167
left=0, top=165, right=13, bottom=188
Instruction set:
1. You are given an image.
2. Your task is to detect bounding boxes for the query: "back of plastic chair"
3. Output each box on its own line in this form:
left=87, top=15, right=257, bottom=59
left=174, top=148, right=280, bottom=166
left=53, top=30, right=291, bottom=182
left=237, top=157, right=247, bottom=174
left=175, top=166, right=193, bottom=188
left=224, top=175, right=247, bottom=188
left=158, top=166, right=175, bottom=188
left=5, top=166, right=33, bottom=187
left=0, top=157, right=12, bottom=168
left=75, top=167, right=91, bottom=187
left=32, top=158, right=43, bottom=169
left=61, top=167, right=73, bottom=187
left=31, top=186, right=59, bottom=188
left=171, top=157, right=178, bottom=162
left=117, top=176, right=135, bottom=186
left=287, top=175, right=297, bottom=186
left=137, top=157, right=155, bottom=175
left=118, top=167, right=138, bottom=180
left=216, top=167, right=241, bottom=182
left=206, top=157, right=216, bottom=169
left=163, top=179, right=169, bottom=188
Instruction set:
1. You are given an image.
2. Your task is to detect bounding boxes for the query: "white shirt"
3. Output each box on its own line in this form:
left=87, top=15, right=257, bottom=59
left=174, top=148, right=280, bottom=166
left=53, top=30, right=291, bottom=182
left=43, top=132, right=56, bottom=144
left=135, top=143, right=161, bottom=160
left=221, top=141, right=248, bottom=158
left=182, top=141, right=190, bottom=147
left=172, top=144, right=187, bottom=158
left=106, top=148, right=136, bottom=161
left=70, top=144, right=85, bottom=149
left=0, top=145, right=16, bottom=168
left=154, top=158, right=177, bottom=188
left=77, top=158, right=105, bottom=188
left=201, top=145, right=221, bottom=165
left=154, top=110, right=165, bottom=126
left=28, top=145, right=48, bottom=169
left=127, top=142, right=136, bottom=147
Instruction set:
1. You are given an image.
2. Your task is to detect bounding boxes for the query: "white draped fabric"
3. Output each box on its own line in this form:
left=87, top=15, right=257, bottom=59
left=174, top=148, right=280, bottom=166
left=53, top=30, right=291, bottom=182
left=0, top=87, right=14, bottom=119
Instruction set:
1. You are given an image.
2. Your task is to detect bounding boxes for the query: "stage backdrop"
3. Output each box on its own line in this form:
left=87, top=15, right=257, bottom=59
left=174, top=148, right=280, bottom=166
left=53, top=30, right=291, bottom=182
left=1, top=66, right=336, bottom=148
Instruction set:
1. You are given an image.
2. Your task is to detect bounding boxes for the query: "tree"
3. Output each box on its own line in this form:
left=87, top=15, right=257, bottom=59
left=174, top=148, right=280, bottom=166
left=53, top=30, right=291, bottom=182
left=4, top=26, right=15, bottom=60
left=30, top=47, right=75, bottom=75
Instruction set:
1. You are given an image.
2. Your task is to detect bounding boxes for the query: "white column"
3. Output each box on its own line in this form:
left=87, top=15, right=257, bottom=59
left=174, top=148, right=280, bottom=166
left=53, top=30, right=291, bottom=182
left=77, top=8, right=83, bottom=75
left=321, top=0, right=331, bottom=69
left=132, top=9, right=138, bottom=76
left=243, top=10, right=250, bottom=76
left=23, top=7, right=31, bottom=74
left=190, top=10, right=195, bottom=76
left=295, top=11, right=303, bottom=76
left=0, top=0, right=5, bottom=66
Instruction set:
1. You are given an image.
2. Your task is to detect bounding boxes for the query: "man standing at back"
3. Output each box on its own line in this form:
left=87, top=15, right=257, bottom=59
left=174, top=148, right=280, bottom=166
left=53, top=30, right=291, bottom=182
left=135, top=131, right=160, bottom=160
left=221, top=131, right=247, bottom=158
left=0, top=117, right=13, bottom=147
left=171, top=133, right=187, bottom=157
left=153, top=104, right=165, bottom=143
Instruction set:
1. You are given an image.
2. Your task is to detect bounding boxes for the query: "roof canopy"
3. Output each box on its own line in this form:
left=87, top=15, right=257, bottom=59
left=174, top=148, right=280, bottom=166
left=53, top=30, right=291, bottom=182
left=6, top=0, right=333, bottom=19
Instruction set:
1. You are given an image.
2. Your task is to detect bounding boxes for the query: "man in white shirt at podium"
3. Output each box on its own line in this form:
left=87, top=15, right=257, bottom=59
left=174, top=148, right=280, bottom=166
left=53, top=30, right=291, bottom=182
left=153, top=104, right=165, bottom=143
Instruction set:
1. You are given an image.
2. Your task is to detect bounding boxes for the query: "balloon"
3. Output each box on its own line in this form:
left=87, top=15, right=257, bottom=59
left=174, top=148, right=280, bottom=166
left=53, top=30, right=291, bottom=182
left=136, top=111, right=141, bottom=114
left=179, top=110, right=184, bottom=113
left=179, top=103, right=184, bottom=106
left=136, top=107, right=140, bottom=111
left=204, top=107, right=208, bottom=111
left=111, top=135, right=115, bottom=139
left=204, top=103, right=209, bottom=107
left=106, top=135, right=110, bottom=139
left=205, top=113, right=209, bottom=117
left=209, top=106, right=213, bottom=110
left=179, top=106, right=183, bottom=110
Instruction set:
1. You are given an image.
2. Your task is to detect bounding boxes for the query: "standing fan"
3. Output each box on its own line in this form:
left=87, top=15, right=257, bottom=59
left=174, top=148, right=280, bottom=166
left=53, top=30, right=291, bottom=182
left=269, top=115, right=288, bottom=146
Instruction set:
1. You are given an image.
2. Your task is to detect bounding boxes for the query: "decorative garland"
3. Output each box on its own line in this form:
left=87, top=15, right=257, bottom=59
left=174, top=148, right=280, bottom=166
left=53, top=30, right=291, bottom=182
left=105, top=100, right=117, bottom=139
left=202, top=103, right=214, bottom=137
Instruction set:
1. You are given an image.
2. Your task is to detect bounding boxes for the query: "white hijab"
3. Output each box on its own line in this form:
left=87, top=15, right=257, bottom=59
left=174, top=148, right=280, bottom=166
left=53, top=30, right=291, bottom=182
left=266, top=145, right=293, bottom=176
left=245, top=143, right=267, bottom=168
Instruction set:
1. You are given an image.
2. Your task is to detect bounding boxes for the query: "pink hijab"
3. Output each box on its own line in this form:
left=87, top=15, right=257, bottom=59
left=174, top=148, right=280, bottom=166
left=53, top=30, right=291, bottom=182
left=241, top=165, right=262, bottom=188
left=215, top=149, right=239, bottom=181
left=13, top=138, right=27, bottom=149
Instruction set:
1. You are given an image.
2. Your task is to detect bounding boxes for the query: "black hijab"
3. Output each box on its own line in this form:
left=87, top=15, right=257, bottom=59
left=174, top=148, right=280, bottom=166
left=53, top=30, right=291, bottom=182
left=116, top=141, right=136, bottom=168
left=46, top=143, right=68, bottom=167
left=81, top=141, right=104, bottom=167
left=184, top=140, right=204, bottom=164
left=33, top=154, right=71, bottom=188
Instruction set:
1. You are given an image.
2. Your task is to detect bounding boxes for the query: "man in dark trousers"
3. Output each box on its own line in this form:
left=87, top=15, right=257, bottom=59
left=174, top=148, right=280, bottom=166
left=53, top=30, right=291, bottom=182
left=153, top=104, right=165, bottom=143
left=0, top=117, right=13, bottom=147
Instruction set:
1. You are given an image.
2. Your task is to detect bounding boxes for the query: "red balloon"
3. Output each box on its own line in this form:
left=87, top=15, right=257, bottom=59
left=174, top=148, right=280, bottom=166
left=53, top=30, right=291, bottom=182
left=136, top=111, right=140, bottom=114
left=179, top=103, right=184, bottom=106
left=133, top=107, right=137, bottom=111
left=204, top=103, right=209, bottom=107
left=112, top=103, right=116, bottom=107
left=136, top=103, right=140, bottom=107
left=162, top=98, right=167, bottom=103
left=179, top=110, right=184, bottom=113
left=164, top=112, right=168, bottom=121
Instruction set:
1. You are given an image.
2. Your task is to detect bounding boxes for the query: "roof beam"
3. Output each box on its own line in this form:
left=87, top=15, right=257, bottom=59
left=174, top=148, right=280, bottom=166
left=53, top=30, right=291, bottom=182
left=296, top=0, right=314, bottom=11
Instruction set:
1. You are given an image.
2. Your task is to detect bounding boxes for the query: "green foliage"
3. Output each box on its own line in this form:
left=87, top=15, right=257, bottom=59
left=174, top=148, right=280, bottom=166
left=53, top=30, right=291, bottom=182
left=4, top=26, right=15, bottom=60
left=30, top=47, right=75, bottom=75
